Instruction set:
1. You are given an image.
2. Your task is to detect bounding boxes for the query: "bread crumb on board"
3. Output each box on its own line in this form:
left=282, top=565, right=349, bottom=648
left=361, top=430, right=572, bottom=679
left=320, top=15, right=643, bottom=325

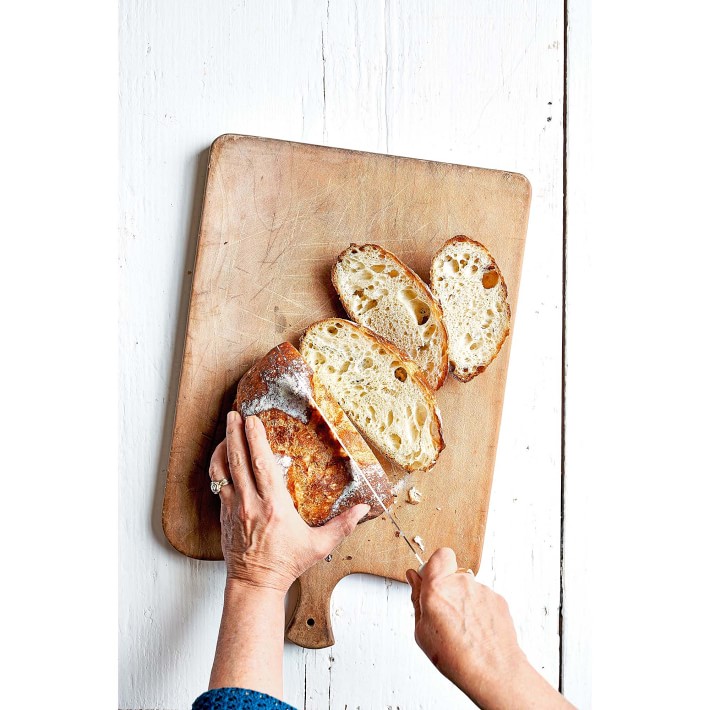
left=407, top=486, right=422, bottom=504
left=413, top=535, right=425, bottom=552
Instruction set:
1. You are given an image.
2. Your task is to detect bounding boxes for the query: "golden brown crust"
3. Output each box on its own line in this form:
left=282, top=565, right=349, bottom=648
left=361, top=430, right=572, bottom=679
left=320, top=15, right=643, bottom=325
left=332, top=243, right=449, bottom=390
left=299, top=318, right=445, bottom=471
left=431, top=236, right=511, bottom=382
left=234, top=342, right=392, bottom=525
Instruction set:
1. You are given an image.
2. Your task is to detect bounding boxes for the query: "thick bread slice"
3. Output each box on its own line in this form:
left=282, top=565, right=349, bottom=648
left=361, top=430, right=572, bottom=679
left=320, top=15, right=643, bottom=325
left=300, top=319, right=445, bottom=472
left=332, top=243, right=449, bottom=390
left=430, top=236, right=511, bottom=382
left=234, top=342, right=393, bottom=526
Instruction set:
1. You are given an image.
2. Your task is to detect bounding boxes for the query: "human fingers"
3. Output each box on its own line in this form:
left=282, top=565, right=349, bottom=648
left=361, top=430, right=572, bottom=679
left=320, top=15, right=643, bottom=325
left=242, top=415, right=286, bottom=498
left=225, top=411, right=257, bottom=499
left=406, top=569, right=422, bottom=625
left=208, top=439, right=236, bottom=505
left=313, top=504, right=371, bottom=556
left=421, top=547, right=458, bottom=582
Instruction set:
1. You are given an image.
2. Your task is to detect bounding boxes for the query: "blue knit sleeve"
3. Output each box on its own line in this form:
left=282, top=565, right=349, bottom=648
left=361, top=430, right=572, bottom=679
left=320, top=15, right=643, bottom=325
left=192, top=687, right=297, bottom=710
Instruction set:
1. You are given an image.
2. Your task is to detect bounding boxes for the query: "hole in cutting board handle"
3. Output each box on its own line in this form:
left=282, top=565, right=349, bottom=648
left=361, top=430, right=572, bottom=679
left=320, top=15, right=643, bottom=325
left=306, top=618, right=315, bottom=627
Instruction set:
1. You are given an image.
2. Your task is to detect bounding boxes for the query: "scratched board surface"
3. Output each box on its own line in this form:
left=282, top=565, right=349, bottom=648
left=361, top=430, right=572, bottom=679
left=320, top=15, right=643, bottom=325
left=163, top=135, right=530, bottom=648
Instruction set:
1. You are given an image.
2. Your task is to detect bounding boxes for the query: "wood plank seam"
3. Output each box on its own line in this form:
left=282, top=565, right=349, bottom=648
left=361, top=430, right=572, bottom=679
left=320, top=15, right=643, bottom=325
left=560, top=0, right=569, bottom=695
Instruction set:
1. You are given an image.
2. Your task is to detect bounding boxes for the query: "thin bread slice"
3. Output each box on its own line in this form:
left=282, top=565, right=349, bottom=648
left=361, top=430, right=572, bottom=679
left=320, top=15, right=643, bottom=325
left=300, top=319, right=444, bottom=472
left=235, top=342, right=393, bottom=526
left=332, top=243, right=449, bottom=390
left=430, top=236, right=511, bottom=382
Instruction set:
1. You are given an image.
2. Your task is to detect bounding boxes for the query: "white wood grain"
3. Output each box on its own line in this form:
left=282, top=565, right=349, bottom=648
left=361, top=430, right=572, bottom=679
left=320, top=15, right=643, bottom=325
left=119, top=1, right=565, bottom=708
left=562, top=0, right=591, bottom=706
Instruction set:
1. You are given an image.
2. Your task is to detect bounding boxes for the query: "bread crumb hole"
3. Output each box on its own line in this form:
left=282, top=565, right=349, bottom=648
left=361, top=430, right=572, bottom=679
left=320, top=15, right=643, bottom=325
left=362, top=356, right=374, bottom=369
left=387, top=410, right=394, bottom=426
left=416, top=305, right=430, bottom=325
left=415, top=403, right=428, bottom=426
left=350, top=332, right=359, bottom=339
left=388, top=270, right=399, bottom=277
left=482, top=271, right=499, bottom=288
left=314, top=351, right=326, bottom=364
left=394, top=367, right=408, bottom=382
left=335, top=321, right=343, bottom=328
left=389, top=432, right=402, bottom=449
left=372, top=264, right=386, bottom=273
left=443, top=259, right=460, bottom=275
left=327, top=326, right=338, bottom=335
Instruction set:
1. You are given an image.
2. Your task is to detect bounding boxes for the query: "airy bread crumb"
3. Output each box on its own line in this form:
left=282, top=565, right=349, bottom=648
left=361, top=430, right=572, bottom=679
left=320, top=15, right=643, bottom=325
left=431, top=237, right=511, bottom=381
left=332, top=244, right=449, bottom=390
left=300, top=318, right=444, bottom=472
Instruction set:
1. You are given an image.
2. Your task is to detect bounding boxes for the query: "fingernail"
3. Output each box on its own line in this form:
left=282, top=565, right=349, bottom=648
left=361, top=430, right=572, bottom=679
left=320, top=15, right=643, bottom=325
left=356, top=504, right=371, bottom=518
left=227, top=411, right=237, bottom=424
left=246, top=415, right=257, bottom=430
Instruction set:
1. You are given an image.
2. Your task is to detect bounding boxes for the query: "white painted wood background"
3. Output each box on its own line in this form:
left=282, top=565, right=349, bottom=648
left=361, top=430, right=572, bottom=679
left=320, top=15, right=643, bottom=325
left=119, top=1, right=587, bottom=708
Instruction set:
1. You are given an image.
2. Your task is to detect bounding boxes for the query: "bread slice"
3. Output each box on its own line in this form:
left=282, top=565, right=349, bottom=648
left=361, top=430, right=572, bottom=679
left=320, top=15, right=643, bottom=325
left=300, top=319, right=445, bottom=472
left=234, top=342, right=393, bottom=526
left=430, top=236, right=511, bottom=382
left=332, top=243, right=448, bottom=390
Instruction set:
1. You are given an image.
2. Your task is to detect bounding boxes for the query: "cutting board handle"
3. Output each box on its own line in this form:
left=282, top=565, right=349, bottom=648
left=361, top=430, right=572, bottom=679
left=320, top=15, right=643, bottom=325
left=286, top=566, right=336, bottom=649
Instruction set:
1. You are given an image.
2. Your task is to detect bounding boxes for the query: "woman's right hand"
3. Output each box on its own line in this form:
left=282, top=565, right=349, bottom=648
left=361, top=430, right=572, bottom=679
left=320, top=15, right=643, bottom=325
left=406, top=548, right=575, bottom=709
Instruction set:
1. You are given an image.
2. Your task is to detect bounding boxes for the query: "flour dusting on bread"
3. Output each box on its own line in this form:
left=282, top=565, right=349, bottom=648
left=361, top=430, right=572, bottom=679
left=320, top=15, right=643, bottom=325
left=240, top=346, right=314, bottom=423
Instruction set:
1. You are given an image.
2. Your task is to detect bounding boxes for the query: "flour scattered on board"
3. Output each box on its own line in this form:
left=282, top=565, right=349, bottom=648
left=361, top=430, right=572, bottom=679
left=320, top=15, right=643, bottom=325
left=413, top=535, right=425, bottom=552
left=407, top=486, right=422, bottom=504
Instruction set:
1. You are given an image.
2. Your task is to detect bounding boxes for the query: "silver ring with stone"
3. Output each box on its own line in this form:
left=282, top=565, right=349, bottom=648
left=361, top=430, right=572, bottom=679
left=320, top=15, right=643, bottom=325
left=210, top=478, right=232, bottom=494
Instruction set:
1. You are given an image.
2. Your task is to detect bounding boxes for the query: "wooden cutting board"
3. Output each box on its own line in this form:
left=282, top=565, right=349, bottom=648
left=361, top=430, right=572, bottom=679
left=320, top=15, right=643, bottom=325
left=163, top=135, right=530, bottom=648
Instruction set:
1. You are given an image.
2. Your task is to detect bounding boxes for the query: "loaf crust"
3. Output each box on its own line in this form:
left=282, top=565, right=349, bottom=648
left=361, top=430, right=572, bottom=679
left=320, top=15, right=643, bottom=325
left=332, top=243, right=449, bottom=390
left=234, top=342, right=393, bottom=526
left=300, top=319, right=445, bottom=472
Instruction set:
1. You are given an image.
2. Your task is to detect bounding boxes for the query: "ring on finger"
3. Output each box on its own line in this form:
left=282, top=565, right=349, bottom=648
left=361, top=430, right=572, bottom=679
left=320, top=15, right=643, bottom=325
left=210, top=478, right=232, bottom=494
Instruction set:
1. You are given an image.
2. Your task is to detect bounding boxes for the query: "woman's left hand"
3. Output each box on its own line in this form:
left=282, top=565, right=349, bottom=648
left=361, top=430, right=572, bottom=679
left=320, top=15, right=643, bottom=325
left=209, top=411, right=370, bottom=594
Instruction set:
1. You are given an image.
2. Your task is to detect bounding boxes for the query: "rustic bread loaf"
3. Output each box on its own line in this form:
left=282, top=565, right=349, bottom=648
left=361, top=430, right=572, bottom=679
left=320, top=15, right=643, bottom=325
left=430, top=236, right=510, bottom=381
left=300, top=319, right=444, bottom=472
left=332, top=243, right=449, bottom=390
left=234, top=342, right=393, bottom=526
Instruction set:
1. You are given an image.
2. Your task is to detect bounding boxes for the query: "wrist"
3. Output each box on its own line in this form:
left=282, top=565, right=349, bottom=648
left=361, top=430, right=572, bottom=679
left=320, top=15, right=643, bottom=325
left=460, top=649, right=532, bottom=710
left=474, top=652, right=562, bottom=710
left=225, top=577, right=288, bottom=601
